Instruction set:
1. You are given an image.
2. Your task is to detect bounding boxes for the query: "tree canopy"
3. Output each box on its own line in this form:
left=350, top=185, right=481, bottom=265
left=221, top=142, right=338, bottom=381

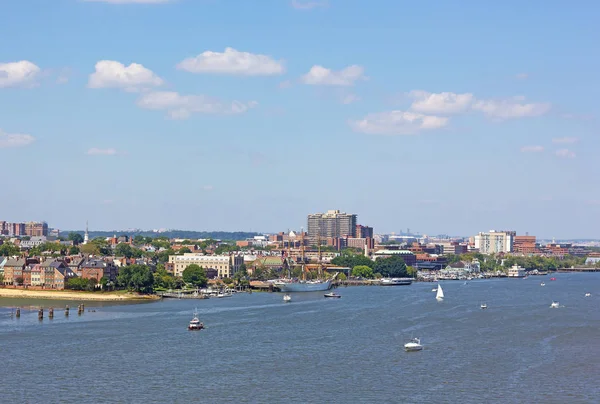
left=0, top=243, right=20, bottom=256
left=182, top=264, right=207, bottom=287
left=68, top=232, right=84, bottom=245
left=351, top=265, right=374, bottom=279
left=117, top=264, right=154, bottom=293
left=374, top=255, right=409, bottom=278
left=331, top=251, right=374, bottom=269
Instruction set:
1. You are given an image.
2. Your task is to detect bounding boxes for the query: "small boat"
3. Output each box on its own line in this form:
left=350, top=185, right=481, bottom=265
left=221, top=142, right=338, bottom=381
left=283, top=294, right=291, bottom=302
left=324, top=292, right=341, bottom=298
left=480, top=303, right=487, bottom=309
left=550, top=301, right=560, bottom=309
left=404, top=338, right=423, bottom=352
left=431, top=288, right=437, bottom=292
left=550, top=277, right=557, bottom=281
left=585, top=293, right=591, bottom=297
left=436, top=284, right=444, bottom=301
left=188, top=309, right=204, bottom=330
left=540, top=282, right=546, bottom=286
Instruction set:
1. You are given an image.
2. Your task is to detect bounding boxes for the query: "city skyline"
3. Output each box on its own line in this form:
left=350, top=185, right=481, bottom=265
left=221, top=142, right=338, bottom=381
left=1, top=1, right=599, bottom=238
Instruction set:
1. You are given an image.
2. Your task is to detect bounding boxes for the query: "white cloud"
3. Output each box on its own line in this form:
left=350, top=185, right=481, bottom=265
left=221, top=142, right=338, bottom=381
left=177, top=48, right=284, bottom=76
left=552, top=137, right=578, bottom=144
left=408, top=90, right=474, bottom=114
left=88, top=60, right=163, bottom=92
left=136, top=91, right=257, bottom=119
left=555, top=149, right=576, bottom=158
left=350, top=110, right=448, bottom=135
left=520, top=145, right=544, bottom=153
left=0, top=129, right=35, bottom=148
left=301, top=65, right=365, bottom=86
left=341, top=94, right=360, bottom=104
left=472, top=97, right=551, bottom=119
left=87, top=148, right=119, bottom=155
left=83, top=0, right=174, bottom=3
left=0, top=61, right=41, bottom=88
left=515, top=73, right=529, bottom=80
left=291, top=0, right=327, bottom=9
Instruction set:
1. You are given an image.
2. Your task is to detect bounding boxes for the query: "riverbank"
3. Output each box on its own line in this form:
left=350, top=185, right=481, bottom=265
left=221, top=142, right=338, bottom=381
left=0, top=288, right=160, bottom=301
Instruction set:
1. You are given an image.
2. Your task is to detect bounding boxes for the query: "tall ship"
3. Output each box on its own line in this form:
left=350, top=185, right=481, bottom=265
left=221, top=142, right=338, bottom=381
left=272, top=232, right=334, bottom=292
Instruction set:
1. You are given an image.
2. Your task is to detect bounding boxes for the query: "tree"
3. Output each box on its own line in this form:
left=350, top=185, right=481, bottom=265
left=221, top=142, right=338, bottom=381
left=117, top=264, right=154, bottom=293
left=182, top=264, right=207, bottom=287
left=374, top=255, right=409, bottom=278
left=68, top=246, right=80, bottom=255
left=15, top=276, right=24, bottom=285
left=0, top=243, right=20, bottom=256
left=331, top=252, right=374, bottom=269
left=153, top=266, right=175, bottom=290
left=337, top=272, right=347, bottom=281
left=178, top=247, right=192, bottom=254
left=115, top=243, right=135, bottom=258
left=80, top=243, right=100, bottom=256
left=68, top=232, right=84, bottom=245
left=351, top=265, right=374, bottom=278
left=67, top=277, right=89, bottom=290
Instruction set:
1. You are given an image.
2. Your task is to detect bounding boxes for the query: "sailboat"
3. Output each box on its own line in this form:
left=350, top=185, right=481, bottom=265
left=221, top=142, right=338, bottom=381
left=436, top=284, right=444, bottom=301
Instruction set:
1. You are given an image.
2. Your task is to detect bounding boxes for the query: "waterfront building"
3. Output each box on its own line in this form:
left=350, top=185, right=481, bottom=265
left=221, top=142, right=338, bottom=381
left=168, top=253, right=243, bottom=278
left=474, top=230, right=515, bottom=254
left=307, top=210, right=357, bottom=245
left=513, top=235, right=537, bottom=254
left=372, top=249, right=416, bottom=266
left=80, top=259, right=119, bottom=282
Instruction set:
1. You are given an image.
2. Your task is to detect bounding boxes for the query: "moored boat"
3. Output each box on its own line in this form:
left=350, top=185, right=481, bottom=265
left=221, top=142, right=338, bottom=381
left=274, top=279, right=332, bottom=292
left=324, top=292, right=341, bottom=298
left=380, top=278, right=413, bottom=286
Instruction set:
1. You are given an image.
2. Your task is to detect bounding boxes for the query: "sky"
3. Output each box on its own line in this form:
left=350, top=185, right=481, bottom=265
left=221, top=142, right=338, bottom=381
left=1, top=0, right=599, bottom=238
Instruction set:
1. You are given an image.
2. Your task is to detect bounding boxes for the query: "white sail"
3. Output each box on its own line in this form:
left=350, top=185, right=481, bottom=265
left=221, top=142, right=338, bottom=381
left=436, top=284, right=444, bottom=300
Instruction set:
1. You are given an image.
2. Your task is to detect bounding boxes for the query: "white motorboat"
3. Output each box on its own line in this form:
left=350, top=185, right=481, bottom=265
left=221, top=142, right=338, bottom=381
left=324, top=292, right=341, bottom=298
left=404, top=338, right=423, bottom=352
left=431, top=288, right=437, bottom=292
left=480, top=303, right=487, bottom=309
left=550, top=301, right=560, bottom=308
left=188, top=309, right=204, bottom=331
left=585, top=293, right=591, bottom=297
left=540, top=282, right=545, bottom=286
left=283, top=294, right=291, bottom=302
left=436, top=284, right=444, bottom=301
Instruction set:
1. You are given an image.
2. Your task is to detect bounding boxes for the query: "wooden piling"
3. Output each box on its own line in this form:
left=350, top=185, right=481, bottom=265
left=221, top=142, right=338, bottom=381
left=15, top=308, right=21, bottom=318
left=38, top=308, right=44, bottom=320
left=49, top=307, right=54, bottom=319
left=65, top=305, right=69, bottom=316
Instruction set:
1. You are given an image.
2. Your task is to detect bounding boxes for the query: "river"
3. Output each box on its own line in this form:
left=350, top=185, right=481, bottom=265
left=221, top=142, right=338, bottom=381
left=1, top=272, right=599, bottom=403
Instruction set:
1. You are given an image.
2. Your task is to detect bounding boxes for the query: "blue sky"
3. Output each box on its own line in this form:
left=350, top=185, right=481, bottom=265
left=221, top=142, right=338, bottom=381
left=1, top=0, right=599, bottom=238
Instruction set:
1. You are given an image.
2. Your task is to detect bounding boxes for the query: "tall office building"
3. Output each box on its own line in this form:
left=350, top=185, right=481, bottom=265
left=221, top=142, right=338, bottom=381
left=307, top=210, right=357, bottom=245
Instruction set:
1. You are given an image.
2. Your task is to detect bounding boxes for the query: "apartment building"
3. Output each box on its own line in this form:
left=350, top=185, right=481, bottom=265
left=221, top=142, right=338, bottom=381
left=168, top=253, right=244, bottom=278
left=307, top=210, right=357, bottom=245
left=474, top=230, right=515, bottom=254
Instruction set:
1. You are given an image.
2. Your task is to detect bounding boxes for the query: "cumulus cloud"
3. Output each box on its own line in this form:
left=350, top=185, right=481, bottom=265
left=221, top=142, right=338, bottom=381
left=350, top=110, right=448, bottom=135
left=555, top=149, right=576, bottom=158
left=520, top=145, right=544, bottom=153
left=0, top=129, right=35, bottom=148
left=472, top=97, right=551, bottom=119
left=83, top=0, right=174, bottom=3
left=87, top=148, right=119, bottom=155
left=0, top=61, right=41, bottom=88
left=552, top=137, right=578, bottom=144
left=88, top=60, right=163, bottom=92
left=301, top=65, right=365, bottom=86
left=408, top=90, right=474, bottom=114
left=136, top=91, right=257, bottom=119
left=177, top=48, right=284, bottom=76
left=291, top=0, right=327, bottom=9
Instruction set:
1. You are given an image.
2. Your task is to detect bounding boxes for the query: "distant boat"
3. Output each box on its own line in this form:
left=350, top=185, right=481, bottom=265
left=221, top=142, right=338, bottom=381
left=380, top=278, right=413, bottom=286
left=283, top=294, right=291, bottom=302
left=431, top=288, right=437, bottom=292
left=540, top=282, right=546, bottom=286
left=585, top=293, right=591, bottom=297
left=188, top=309, right=204, bottom=331
left=274, top=279, right=332, bottom=292
left=550, top=277, right=557, bottom=281
left=550, top=301, right=560, bottom=308
left=436, top=284, right=444, bottom=301
left=480, top=303, right=487, bottom=309
left=404, top=338, right=423, bottom=352
left=324, top=292, right=341, bottom=299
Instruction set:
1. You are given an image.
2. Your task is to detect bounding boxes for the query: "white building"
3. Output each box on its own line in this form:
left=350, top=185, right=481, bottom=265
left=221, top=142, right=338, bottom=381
left=168, top=253, right=243, bottom=278
left=474, top=230, right=514, bottom=254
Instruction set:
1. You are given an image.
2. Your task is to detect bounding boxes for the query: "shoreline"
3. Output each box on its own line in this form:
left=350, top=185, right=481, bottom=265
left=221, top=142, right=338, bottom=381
left=0, top=288, right=160, bottom=302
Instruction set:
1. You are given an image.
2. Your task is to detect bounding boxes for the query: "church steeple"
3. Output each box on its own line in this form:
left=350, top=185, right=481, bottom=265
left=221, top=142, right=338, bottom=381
left=83, top=221, right=89, bottom=245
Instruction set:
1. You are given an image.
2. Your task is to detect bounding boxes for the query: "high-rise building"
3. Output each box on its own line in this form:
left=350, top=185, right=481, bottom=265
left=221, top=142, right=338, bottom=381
left=25, top=221, right=48, bottom=237
left=356, top=224, right=373, bottom=239
left=474, top=230, right=515, bottom=254
left=307, top=210, right=357, bottom=245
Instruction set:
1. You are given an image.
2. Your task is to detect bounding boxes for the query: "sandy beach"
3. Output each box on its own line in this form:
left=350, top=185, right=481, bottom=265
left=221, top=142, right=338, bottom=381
left=0, top=288, right=160, bottom=302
